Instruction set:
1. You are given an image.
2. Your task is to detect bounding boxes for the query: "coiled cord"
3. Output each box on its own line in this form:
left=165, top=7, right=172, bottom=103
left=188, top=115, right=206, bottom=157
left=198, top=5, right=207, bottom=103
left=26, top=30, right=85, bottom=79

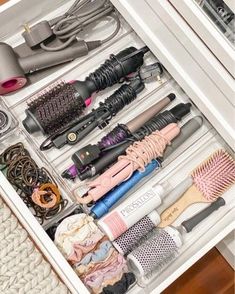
left=77, top=127, right=175, bottom=204
left=87, top=46, right=145, bottom=91
left=98, top=124, right=129, bottom=149
left=133, top=111, right=177, bottom=141
left=97, top=83, right=137, bottom=126
left=119, top=131, right=170, bottom=178
left=99, top=111, right=177, bottom=152
left=88, top=56, right=124, bottom=91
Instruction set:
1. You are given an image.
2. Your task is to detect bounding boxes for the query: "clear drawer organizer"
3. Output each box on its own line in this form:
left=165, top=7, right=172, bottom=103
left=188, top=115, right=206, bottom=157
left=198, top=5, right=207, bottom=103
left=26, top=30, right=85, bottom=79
left=0, top=1, right=234, bottom=293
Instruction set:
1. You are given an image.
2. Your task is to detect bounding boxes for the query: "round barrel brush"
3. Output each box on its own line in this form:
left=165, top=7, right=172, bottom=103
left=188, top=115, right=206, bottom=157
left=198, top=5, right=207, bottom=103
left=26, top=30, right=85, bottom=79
left=127, top=196, right=226, bottom=277
left=22, top=46, right=149, bottom=135
left=159, top=149, right=235, bottom=227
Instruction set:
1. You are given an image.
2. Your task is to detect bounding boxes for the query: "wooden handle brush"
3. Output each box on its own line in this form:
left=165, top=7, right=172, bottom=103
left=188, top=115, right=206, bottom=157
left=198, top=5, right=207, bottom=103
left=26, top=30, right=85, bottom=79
left=159, top=149, right=235, bottom=227
left=127, top=197, right=226, bottom=277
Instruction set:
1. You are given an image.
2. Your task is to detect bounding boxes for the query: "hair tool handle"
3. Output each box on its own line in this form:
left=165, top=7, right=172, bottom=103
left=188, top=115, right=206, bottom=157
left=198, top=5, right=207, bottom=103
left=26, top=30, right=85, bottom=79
left=79, top=123, right=180, bottom=204
left=69, top=94, right=175, bottom=171
left=159, top=185, right=212, bottom=228
left=181, top=197, right=226, bottom=233
left=72, top=46, right=149, bottom=99
left=90, top=159, right=160, bottom=219
left=44, top=78, right=145, bottom=150
left=19, top=41, right=100, bottom=74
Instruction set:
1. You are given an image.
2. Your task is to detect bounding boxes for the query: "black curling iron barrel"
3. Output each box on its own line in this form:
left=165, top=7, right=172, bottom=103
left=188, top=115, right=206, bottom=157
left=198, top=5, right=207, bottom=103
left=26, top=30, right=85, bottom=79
left=0, top=41, right=101, bottom=95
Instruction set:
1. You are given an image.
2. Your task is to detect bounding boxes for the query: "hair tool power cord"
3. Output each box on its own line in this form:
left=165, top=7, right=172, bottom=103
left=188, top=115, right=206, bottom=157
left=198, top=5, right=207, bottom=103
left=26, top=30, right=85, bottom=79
left=26, top=0, right=121, bottom=52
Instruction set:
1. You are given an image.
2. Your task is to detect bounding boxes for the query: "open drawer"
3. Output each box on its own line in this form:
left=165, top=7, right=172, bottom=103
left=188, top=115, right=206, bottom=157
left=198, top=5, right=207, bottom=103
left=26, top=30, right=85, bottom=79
left=0, top=0, right=234, bottom=294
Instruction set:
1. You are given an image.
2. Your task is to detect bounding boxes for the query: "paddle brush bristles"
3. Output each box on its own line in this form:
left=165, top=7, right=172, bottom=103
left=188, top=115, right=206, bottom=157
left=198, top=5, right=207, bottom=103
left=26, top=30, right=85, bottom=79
left=192, top=149, right=235, bottom=202
left=27, top=81, right=85, bottom=135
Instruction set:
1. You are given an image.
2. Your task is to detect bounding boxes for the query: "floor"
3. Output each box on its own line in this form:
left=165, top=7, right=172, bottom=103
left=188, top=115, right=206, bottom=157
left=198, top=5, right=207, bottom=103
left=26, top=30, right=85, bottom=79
left=163, top=247, right=234, bottom=294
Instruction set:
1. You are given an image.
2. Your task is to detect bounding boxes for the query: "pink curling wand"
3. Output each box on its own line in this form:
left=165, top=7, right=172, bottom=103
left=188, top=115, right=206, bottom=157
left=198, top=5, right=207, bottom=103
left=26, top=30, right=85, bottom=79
left=76, top=123, right=180, bottom=204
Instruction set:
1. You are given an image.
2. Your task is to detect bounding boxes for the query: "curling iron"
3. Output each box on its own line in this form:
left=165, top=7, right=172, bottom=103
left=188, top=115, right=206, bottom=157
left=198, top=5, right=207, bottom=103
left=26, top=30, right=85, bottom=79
left=90, top=117, right=203, bottom=218
left=70, top=102, right=191, bottom=180
left=75, top=123, right=181, bottom=204
left=62, top=94, right=175, bottom=180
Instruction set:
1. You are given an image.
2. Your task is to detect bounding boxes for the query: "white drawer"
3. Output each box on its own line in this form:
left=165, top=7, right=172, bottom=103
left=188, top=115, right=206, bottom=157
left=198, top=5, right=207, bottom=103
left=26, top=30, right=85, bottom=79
left=0, top=1, right=234, bottom=294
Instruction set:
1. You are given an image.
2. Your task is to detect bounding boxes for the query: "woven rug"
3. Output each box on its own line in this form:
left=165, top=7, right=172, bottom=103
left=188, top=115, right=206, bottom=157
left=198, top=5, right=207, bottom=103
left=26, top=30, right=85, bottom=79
left=0, top=195, right=70, bottom=294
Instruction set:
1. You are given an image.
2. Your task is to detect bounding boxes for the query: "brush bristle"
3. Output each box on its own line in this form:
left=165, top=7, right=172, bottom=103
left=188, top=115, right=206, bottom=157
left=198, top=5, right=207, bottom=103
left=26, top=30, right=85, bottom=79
left=27, top=81, right=84, bottom=135
left=192, top=149, right=235, bottom=201
left=128, top=228, right=178, bottom=276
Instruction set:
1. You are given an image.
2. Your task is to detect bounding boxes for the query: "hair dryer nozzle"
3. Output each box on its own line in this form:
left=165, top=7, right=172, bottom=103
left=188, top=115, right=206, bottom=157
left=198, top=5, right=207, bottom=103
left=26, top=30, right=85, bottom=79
left=0, top=43, right=27, bottom=94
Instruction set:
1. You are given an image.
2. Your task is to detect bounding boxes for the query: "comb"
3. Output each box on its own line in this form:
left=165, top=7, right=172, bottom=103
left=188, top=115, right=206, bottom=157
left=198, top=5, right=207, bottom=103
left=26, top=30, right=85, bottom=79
left=159, top=149, right=235, bottom=227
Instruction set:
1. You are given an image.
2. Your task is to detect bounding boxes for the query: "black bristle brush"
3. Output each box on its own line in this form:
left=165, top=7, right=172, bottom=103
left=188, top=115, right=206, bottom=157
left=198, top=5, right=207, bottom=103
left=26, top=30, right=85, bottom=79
left=22, top=46, right=149, bottom=136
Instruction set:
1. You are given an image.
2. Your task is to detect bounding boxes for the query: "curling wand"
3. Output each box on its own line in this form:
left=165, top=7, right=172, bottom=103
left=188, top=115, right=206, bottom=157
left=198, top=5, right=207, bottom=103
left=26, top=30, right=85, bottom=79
left=23, top=46, right=149, bottom=135
left=91, top=117, right=203, bottom=219
left=40, top=62, right=163, bottom=150
left=72, top=103, right=191, bottom=180
left=62, top=93, right=175, bottom=180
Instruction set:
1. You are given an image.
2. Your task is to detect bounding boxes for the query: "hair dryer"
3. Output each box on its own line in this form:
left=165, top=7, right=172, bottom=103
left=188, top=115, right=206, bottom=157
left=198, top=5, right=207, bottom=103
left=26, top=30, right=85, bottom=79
left=0, top=41, right=100, bottom=95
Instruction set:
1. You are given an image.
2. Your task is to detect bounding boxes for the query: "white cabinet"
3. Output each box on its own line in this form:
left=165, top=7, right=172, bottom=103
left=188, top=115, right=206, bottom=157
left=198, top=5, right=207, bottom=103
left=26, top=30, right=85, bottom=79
left=0, top=1, right=234, bottom=293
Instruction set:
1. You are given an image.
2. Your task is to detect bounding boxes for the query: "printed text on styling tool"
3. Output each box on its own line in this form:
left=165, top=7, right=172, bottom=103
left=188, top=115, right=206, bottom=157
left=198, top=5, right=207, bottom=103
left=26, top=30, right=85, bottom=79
left=112, top=177, right=193, bottom=255
left=90, top=116, right=203, bottom=219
